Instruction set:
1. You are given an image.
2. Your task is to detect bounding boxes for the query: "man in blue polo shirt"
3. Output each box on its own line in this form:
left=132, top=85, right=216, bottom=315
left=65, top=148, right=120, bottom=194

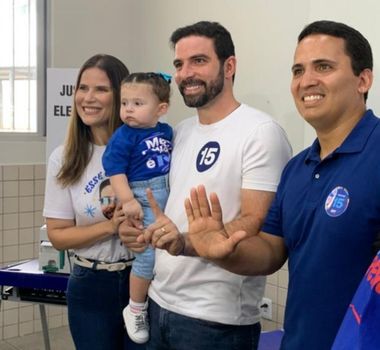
left=183, top=20, right=380, bottom=349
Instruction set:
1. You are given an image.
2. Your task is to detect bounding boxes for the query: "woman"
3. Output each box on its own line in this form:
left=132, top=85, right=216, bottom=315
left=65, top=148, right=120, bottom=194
left=43, top=54, right=144, bottom=350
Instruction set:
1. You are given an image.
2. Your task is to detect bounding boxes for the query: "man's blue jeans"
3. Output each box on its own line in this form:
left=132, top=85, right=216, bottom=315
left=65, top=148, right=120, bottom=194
left=67, top=264, right=145, bottom=350
left=146, top=299, right=261, bottom=350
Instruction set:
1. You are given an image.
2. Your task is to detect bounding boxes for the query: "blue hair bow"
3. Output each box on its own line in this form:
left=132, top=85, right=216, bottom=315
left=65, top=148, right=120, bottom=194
left=158, top=72, right=172, bottom=84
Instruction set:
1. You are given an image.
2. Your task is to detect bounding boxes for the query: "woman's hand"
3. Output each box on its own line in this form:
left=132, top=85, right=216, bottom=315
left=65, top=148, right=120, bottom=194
left=110, top=203, right=126, bottom=233
left=118, top=217, right=147, bottom=253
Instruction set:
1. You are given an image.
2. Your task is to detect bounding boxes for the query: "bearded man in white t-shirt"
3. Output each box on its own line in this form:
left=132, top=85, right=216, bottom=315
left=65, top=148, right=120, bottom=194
left=119, top=21, right=291, bottom=350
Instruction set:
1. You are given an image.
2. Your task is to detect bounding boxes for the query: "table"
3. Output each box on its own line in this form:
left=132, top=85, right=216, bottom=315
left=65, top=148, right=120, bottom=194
left=0, top=259, right=69, bottom=350
left=0, top=260, right=284, bottom=350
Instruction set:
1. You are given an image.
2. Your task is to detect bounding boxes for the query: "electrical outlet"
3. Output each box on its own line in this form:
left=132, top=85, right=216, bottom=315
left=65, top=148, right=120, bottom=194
left=260, top=297, right=273, bottom=320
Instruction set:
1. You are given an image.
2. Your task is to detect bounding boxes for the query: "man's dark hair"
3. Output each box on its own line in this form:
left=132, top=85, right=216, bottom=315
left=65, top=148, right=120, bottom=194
left=170, top=21, right=235, bottom=64
left=298, top=20, right=372, bottom=101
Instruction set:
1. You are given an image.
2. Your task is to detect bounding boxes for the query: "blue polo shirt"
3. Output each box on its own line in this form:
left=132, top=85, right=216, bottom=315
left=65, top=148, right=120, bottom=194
left=262, top=109, right=380, bottom=350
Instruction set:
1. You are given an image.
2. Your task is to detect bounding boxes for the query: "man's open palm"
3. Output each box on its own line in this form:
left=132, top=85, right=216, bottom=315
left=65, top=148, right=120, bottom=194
left=185, top=185, right=246, bottom=259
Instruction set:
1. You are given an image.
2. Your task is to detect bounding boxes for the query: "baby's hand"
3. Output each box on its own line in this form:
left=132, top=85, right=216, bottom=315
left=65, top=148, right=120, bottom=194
left=110, top=203, right=126, bottom=233
left=123, top=198, right=144, bottom=221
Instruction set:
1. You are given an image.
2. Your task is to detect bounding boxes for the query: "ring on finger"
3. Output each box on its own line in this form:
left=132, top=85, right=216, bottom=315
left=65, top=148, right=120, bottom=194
left=161, top=227, right=168, bottom=234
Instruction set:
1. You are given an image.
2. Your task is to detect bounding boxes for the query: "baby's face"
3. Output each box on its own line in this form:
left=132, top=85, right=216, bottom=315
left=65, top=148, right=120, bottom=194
left=120, top=83, right=162, bottom=128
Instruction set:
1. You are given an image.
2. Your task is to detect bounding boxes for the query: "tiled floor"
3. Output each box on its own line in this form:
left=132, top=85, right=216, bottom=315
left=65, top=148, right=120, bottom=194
left=0, top=326, right=74, bottom=350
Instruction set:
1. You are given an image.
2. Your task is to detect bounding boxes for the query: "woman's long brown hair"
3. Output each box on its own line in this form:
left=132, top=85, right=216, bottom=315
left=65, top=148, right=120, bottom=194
left=56, top=54, right=129, bottom=187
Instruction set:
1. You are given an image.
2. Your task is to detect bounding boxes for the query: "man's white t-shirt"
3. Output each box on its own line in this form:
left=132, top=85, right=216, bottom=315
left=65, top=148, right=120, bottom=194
left=149, top=104, right=292, bottom=325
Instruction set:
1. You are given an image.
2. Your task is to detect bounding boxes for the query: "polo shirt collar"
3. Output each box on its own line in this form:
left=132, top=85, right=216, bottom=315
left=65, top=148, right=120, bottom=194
left=305, top=109, right=378, bottom=163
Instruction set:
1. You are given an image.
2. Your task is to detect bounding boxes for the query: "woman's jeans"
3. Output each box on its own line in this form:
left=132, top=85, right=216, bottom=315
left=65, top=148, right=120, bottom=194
left=67, top=264, right=145, bottom=350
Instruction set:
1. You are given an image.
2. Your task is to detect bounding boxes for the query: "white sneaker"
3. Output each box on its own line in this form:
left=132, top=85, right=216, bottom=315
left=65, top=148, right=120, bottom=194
left=123, top=304, right=149, bottom=344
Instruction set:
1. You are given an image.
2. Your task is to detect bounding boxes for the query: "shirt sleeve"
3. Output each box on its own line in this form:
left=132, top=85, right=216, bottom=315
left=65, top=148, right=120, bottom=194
left=261, top=158, right=294, bottom=237
left=261, top=190, right=284, bottom=236
left=102, top=129, right=133, bottom=177
left=242, top=120, right=292, bottom=192
left=43, top=146, right=75, bottom=220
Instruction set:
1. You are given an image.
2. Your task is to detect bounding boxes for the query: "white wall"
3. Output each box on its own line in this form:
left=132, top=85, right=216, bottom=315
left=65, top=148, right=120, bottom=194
left=2, top=0, right=380, bottom=164
left=49, top=0, right=309, bottom=154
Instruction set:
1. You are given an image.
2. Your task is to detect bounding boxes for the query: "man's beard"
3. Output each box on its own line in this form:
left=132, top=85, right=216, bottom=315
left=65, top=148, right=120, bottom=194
left=179, top=67, right=224, bottom=108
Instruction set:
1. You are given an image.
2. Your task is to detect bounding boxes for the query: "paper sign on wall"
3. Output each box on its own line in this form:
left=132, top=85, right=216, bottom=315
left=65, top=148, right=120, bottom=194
left=46, top=68, right=78, bottom=161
